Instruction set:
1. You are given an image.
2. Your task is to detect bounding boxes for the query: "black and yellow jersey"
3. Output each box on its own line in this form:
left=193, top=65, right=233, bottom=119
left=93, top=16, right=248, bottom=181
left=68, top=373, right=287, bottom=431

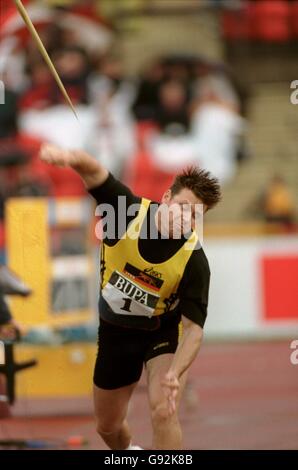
left=89, top=173, right=210, bottom=330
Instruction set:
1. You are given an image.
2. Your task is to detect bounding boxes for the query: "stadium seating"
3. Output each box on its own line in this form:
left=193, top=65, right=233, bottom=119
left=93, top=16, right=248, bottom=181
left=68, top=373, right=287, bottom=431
left=253, top=1, right=290, bottom=42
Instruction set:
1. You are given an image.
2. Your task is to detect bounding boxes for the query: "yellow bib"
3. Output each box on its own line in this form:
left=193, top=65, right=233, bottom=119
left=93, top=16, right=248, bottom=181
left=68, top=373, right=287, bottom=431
left=101, top=198, right=198, bottom=318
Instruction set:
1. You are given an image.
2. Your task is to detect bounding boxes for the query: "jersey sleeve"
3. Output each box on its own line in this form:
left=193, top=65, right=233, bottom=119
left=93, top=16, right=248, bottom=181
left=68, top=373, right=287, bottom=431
left=88, top=173, right=142, bottom=244
left=178, top=249, right=210, bottom=328
left=88, top=173, right=140, bottom=207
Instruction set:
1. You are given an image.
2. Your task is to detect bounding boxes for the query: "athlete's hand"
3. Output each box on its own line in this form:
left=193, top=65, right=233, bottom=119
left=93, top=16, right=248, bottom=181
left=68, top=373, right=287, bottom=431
left=39, top=143, right=81, bottom=168
left=161, top=370, right=179, bottom=416
left=39, top=143, right=108, bottom=189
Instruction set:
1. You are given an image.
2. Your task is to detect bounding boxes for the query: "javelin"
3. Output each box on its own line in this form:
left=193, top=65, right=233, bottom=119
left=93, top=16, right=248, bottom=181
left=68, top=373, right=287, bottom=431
left=14, top=0, right=78, bottom=120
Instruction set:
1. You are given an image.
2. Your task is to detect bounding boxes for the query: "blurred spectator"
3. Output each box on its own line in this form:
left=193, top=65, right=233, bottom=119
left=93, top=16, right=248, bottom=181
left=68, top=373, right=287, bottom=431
left=195, top=73, right=241, bottom=113
left=89, top=56, right=135, bottom=111
left=0, top=87, right=51, bottom=220
left=146, top=79, right=195, bottom=174
left=133, top=60, right=165, bottom=121
left=11, top=6, right=98, bottom=149
left=0, top=89, right=18, bottom=138
left=20, top=60, right=53, bottom=111
left=19, top=105, right=96, bottom=151
left=19, top=46, right=96, bottom=151
left=87, top=57, right=137, bottom=177
left=0, top=38, right=28, bottom=94
left=254, top=175, right=296, bottom=226
left=132, top=56, right=246, bottom=182
left=191, top=75, right=245, bottom=184
left=155, top=79, right=190, bottom=133
left=162, top=56, right=191, bottom=83
left=51, top=46, right=91, bottom=106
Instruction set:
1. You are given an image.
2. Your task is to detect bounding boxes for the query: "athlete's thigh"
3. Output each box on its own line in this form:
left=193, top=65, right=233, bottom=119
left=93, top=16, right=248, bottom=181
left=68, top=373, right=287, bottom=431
left=94, top=319, right=145, bottom=390
left=146, top=354, right=188, bottom=411
left=93, top=382, right=137, bottom=430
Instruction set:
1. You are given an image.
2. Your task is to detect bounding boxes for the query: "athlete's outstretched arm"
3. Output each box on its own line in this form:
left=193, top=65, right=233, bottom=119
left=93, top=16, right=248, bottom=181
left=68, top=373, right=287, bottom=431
left=39, top=143, right=109, bottom=189
left=162, top=316, right=203, bottom=415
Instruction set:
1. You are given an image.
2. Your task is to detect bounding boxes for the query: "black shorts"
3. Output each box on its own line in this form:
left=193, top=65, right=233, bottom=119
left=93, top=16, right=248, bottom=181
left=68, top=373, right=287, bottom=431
left=93, top=315, right=181, bottom=390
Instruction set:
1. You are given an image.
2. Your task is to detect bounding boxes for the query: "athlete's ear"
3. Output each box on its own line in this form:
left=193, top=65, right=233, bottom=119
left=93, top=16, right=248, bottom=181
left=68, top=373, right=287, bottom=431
left=162, top=189, right=172, bottom=204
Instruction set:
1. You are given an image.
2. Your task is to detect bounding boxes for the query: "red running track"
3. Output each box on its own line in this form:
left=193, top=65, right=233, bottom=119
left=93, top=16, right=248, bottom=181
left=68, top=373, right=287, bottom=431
left=0, top=340, right=297, bottom=450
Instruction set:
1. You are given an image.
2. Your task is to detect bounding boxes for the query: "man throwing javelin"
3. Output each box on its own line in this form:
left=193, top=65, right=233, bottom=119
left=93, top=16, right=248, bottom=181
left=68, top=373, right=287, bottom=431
left=40, top=144, right=221, bottom=450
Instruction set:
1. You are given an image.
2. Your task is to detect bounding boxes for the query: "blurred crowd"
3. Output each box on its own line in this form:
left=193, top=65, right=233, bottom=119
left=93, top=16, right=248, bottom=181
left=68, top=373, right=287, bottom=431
left=2, top=1, right=294, bottom=231
left=0, top=13, right=247, bottom=211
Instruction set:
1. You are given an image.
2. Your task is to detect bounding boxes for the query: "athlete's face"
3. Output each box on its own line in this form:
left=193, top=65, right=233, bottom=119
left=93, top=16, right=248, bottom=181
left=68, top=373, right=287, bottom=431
left=156, top=188, right=205, bottom=239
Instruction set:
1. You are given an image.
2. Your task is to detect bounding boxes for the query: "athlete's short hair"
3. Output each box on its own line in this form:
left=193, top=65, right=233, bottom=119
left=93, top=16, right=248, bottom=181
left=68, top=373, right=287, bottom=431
left=170, top=166, right=222, bottom=210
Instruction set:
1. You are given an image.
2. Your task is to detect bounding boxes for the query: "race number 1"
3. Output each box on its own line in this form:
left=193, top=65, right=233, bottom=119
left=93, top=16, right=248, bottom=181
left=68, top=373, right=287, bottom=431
left=121, top=298, right=132, bottom=313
